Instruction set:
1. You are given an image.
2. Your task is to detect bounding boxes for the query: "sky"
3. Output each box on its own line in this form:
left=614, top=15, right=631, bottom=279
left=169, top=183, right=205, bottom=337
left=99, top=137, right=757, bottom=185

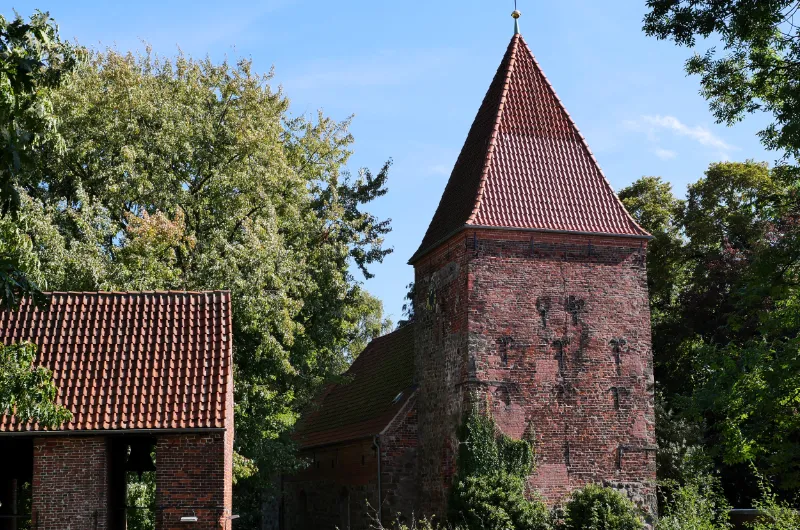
left=9, top=0, right=776, bottom=322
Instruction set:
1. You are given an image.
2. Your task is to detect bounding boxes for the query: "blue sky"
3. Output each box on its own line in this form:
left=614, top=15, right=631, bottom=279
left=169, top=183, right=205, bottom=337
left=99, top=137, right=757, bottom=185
left=11, top=0, right=775, bottom=322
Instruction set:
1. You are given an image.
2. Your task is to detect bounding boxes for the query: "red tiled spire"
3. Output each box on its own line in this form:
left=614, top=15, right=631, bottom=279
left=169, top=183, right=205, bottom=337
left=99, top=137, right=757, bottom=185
left=411, top=34, right=649, bottom=263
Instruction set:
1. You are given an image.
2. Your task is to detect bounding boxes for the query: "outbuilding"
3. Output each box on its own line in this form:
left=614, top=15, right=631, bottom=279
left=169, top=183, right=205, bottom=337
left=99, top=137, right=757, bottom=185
left=0, top=291, right=234, bottom=529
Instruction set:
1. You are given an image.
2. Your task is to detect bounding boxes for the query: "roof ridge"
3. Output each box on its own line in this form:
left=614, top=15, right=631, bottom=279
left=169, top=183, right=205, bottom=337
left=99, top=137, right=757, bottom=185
left=517, top=37, right=649, bottom=237
left=352, top=324, right=414, bottom=361
left=466, top=34, right=521, bottom=226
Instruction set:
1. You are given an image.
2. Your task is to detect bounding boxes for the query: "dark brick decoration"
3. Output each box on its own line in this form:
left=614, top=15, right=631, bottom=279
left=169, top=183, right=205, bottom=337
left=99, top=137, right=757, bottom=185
left=285, top=30, right=656, bottom=529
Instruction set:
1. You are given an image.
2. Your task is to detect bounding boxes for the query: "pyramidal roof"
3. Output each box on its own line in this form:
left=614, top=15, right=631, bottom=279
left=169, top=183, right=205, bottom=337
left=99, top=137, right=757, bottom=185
left=411, top=34, right=649, bottom=263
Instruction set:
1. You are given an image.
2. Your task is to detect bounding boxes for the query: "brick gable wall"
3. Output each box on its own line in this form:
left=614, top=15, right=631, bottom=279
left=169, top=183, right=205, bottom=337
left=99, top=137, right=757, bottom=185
left=378, top=394, right=419, bottom=524
left=414, top=229, right=657, bottom=517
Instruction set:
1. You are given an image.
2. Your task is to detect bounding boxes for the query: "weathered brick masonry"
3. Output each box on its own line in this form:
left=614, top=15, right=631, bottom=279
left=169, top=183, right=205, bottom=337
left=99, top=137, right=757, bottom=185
left=32, top=436, right=110, bottom=529
left=413, top=230, right=656, bottom=516
left=156, top=433, right=232, bottom=530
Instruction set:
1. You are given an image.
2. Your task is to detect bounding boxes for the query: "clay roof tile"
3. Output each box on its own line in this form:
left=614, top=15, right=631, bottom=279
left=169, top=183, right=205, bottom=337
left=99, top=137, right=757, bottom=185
left=411, top=34, right=648, bottom=263
left=0, top=291, right=233, bottom=433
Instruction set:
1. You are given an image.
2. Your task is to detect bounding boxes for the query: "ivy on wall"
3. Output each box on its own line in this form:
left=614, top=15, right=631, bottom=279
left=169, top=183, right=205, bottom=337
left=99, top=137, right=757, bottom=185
left=448, top=403, right=548, bottom=530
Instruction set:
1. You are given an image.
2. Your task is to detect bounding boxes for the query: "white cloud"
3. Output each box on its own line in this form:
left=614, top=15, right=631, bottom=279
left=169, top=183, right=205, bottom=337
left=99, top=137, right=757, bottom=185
left=653, top=147, right=677, bottom=160
left=639, top=115, right=734, bottom=151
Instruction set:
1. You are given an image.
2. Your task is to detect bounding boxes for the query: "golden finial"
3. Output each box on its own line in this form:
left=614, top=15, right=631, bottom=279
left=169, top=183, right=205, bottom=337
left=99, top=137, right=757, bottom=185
left=512, top=9, right=521, bottom=34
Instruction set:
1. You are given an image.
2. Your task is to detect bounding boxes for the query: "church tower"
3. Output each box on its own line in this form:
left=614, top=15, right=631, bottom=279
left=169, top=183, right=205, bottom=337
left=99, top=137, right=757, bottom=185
left=410, top=14, right=656, bottom=516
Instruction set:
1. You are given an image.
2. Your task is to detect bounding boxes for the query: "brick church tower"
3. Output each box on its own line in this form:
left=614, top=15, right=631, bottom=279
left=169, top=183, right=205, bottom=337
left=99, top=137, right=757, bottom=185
left=409, top=20, right=657, bottom=517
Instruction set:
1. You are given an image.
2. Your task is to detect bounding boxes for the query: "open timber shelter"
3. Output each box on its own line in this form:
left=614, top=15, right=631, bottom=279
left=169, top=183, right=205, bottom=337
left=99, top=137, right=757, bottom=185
left=0, top=291, right=234, bottom=529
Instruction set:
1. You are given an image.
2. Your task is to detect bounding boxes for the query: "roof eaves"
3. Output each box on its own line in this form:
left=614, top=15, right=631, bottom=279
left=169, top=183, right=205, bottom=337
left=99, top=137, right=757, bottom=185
left=409, top=224, right=653, bottom=265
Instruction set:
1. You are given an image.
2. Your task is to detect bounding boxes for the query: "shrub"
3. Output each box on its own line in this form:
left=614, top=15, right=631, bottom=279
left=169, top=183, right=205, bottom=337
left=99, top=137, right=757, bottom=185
left=748, top=476, right=800, bottom=530
left=456, top=407, right=534, bottom=479
left=658, top=478, right=731, bottom=530
left=448, top=405, right=545, bottom=530
left=450, top=472, right=550, bottom=530
left=563, top=484, right=644, bottom=530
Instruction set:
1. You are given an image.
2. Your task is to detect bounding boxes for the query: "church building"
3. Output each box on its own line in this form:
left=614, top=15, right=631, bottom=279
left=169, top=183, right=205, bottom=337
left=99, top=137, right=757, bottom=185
left=286, top=13, right=656, bottom=529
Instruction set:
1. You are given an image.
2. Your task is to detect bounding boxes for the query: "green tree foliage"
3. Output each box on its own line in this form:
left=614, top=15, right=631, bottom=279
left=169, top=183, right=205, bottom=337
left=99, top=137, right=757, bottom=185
left=562, top=485, right=644, bottom=530
left=449, top=406, right=548, bottom=530
left=658, top=477, right=731, bottom=530
left=619, top=177, right=684, bottom=307
left=0, top=342, right=71, bottom=428
left=619, top=161, right=800, bottom=501
left=0, top=10, right=76, bottom=311
left=5, top=46, right=393, bottom=521
left=0, top=9, right=72, bottom=431
left=0, top=10, right=76, bottom=217
left=126, top=471, right=156, bottom=530
left=643, top=0, right=800, bottom=157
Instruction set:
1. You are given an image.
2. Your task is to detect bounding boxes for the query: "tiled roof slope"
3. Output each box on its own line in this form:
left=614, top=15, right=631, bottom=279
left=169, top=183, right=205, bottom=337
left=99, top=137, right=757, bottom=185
left=411, top=34, right=648, bottom=262
left=0, top=291, right=233, bottom=432
left=293, top=324, right=415, bottom=449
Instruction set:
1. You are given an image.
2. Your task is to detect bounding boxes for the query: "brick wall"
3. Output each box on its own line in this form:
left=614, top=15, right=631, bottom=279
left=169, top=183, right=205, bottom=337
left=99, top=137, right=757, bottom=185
left=283, top=397, right=419, bottom=530
left=32, top=436, right=110, bottom=529
left=155, top=432, right=232, bottom=530
left=284, top=439, right=378, bottom=530
left=413, top=229, right=657, bottom=516
left=413, top=236, right=471, bottom=518
left=379, top=395, right=419, bottom=524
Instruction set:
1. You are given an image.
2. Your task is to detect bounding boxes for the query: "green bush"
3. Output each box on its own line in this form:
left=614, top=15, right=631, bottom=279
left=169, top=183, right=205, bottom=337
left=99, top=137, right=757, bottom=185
left=748, top=502, right=800, bottom=530
left=448, top=405, right=544, bottom=530
left=450, top=472, right=550, bottom=530
left=563, top=485, right=644, bottom=530
left=456, top=407, right=534, bottom=479
left=748, top=477, right=800, bottom=530
left=658, top=478, right=731, bottom=530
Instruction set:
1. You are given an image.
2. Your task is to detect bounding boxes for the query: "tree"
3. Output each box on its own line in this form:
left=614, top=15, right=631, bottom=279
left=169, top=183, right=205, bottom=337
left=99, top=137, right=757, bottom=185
left=620, top=162, right=800, bottom=503
left=0, top=342, right=72, bottom=428
left=643, top=0, right=800, bottom=158
left=619, top=178, right=686, bottom=394
left=1, top=10, right=77, bottom=218
left=1, top=10, right=76, bottom=310
left=0, top=10, right=74, bottom=429
left=9, top=46, right=393, bottom=522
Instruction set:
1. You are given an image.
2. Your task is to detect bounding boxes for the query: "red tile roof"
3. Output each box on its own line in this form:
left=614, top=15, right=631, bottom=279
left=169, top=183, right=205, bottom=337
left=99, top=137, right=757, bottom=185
left=293, top=324, right=415, bottom=449
left=411, top=34, right=649, bottom=263
left=0, top=291, right=233, bottom=432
